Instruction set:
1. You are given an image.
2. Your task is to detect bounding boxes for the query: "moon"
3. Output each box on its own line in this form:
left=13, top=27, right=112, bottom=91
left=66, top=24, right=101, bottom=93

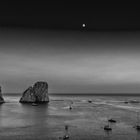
left=82, top=24, right=86, bottom=28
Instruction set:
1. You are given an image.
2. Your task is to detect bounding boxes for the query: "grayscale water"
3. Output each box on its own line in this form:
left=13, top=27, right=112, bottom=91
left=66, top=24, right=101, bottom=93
left=1, top=94, right=140, bottom=140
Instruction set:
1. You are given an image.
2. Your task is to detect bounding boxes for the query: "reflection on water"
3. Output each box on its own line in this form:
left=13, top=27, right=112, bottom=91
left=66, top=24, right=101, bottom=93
left=104, top=130, right=112, bottom=140
left=0, top=94, right=140, bottom=140
left=0, top=103, right=50, bottom=128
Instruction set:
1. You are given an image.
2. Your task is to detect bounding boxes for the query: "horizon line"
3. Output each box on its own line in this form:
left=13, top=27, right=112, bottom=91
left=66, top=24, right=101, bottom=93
left=3, top=92, right=140, bottom=96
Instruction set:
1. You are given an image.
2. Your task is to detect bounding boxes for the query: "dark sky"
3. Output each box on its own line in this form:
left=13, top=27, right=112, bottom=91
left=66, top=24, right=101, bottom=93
left=0, top=3, right=140, bottom=30
left=1, top=3, right=140, bottom=94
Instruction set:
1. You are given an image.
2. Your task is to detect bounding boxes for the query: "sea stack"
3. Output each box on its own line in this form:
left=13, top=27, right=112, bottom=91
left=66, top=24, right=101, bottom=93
left=19, top=81, right=49, bottom=103
left=0, top=86, right=5, bottom=103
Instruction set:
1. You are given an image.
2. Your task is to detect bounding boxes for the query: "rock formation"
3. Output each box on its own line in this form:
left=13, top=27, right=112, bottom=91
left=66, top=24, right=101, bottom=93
left=0, top=86, right=4, bottom=103
left=19, top=81, right=49, bottom=103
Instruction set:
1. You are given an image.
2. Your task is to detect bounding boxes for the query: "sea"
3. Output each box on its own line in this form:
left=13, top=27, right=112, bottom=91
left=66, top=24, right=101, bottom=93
left=1, top=94, right=140, bottom=140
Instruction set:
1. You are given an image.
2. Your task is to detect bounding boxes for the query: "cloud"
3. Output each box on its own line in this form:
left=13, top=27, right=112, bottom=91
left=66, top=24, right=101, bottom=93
left=0, top=29, right=140, bottom=93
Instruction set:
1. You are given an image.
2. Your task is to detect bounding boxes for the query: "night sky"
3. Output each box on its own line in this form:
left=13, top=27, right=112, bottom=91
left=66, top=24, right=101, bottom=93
left=1, top=3, right=140, bottom=30
left=0, top=3, right=140, bottom=93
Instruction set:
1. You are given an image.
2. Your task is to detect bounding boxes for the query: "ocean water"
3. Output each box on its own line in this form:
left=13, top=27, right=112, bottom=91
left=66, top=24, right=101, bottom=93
left=1, top=94, right=140, bottom=140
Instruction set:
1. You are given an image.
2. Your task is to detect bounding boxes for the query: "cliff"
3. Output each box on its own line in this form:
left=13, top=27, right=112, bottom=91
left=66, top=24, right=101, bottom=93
left=0, top=86, right=4, bottom=103
left=19, top=81, right=49, bottom=103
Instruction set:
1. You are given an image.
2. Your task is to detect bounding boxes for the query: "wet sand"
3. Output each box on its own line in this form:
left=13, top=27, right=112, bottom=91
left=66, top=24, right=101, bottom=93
left=0, top=95, right=140, bottom=140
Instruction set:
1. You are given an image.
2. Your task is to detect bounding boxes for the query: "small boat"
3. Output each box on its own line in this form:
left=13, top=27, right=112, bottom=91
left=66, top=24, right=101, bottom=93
left=104, top=125, right=112, bottom=131
left=63, top=135, right=69, bottom=139
left=136, top=125, right=140, bottom=130
left=124, top=101, right=129, bottom=104
left=104, top=121, right=112, bottom=131
left=108, top=119, right=117, bottom=123
left=63, top=125, right=69, bottom=139
left=32, top=103, right=38, bottom=106
left=88, top=100, right=92, bottom=103
left=135, top=112, right=140, bottom=130
left=69, top=106, right=72, bottom=110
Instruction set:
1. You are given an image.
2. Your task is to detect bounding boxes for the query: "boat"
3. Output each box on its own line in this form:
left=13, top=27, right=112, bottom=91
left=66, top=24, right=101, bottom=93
left=88, top=100, right=92, bottom=103
left=104, top=125, right=112, bottom=131
left=135, top=112, right=140, bottom=130
left=104, top=121, right=112, bottom=131
left=108, top=118, right=117, bottom=123
left=135, top=125, right=140, bottom=130
left=69, top=106, right=72, bottom=110
left=124, top=101, right=129, bottom=104
left=63, top=125, right=69, bottom=139
left=63, top=135, right=69, bottom=139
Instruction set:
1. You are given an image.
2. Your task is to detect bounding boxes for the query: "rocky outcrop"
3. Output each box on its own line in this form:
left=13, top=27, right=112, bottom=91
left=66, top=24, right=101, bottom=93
left=0, top=86, right=4, bottom=103
left=19, top=81, right=49, bottom=103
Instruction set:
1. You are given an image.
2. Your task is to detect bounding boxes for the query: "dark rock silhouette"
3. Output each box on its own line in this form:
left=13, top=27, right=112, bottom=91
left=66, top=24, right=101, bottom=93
left=19, top=81, right=49, bottom=103
left=0, top=86, right=4, bottom=103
